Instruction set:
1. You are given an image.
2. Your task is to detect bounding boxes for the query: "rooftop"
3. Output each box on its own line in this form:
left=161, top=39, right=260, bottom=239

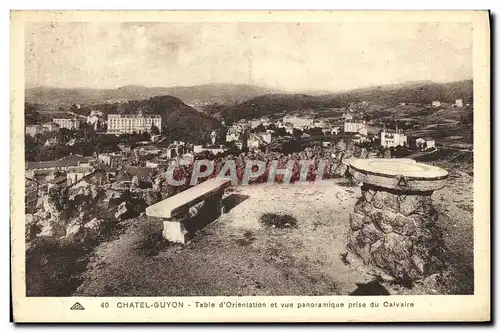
left=27, top=154, right=90, bottom=170
left=57, top=154, right=90, bottom=164
left=116, top=166, right=156, bottom=182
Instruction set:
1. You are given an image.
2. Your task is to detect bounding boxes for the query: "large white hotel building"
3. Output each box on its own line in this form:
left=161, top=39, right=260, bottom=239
left=107, top=111, right=162, bottom=135
left=53, top=117, right=80, bottom=130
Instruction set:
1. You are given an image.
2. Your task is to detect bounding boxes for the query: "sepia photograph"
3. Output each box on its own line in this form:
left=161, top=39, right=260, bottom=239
left=10, top=10, right=490, bottom=322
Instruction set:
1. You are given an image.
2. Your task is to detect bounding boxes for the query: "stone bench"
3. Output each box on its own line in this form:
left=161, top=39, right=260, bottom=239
left=145, top=178, right=231, bottom=244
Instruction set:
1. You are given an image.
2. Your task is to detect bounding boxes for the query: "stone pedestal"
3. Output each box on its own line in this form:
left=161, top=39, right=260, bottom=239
left=346, top=159, right=449, bottom=281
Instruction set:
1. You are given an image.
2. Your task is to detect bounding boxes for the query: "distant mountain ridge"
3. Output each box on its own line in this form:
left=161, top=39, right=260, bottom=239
left=25, top=83, right=282, bottom=107
left=330, top=79, right=473, bottom=104
left=207, top=79, right=473, bottom=123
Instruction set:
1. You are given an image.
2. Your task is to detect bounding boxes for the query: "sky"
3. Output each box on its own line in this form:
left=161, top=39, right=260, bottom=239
left=25, top=21, right=473, bottom=92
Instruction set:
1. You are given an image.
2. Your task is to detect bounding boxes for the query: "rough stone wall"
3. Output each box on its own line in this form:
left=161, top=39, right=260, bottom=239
left=347, top=184, right=447, bottom=280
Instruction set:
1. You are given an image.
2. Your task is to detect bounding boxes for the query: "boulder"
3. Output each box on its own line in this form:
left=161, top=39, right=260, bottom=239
left=360, top=222, right=384, bottom=244
left=391, top=214, right=416, bottom=236
left=370, top=210, right=392, bottom=233
left=362, top=188, right=375, bottom=203
left=372, top=190, right=399, bottom=212
left=399, top=195, right=424, bottom=216
left=115, top=201, right=131, bottom=220
left=37, top=218, right=66, bottom=238
left=66, top=219, right=83, bottom=238
left=84, top=218, right=103, bottom=233
left=42, top=197, right=62, bottom=219
left=80, top=218, right=105, bottom=241
left=370, top=232, right=413, bottom=278
left=349, top=212, right=365, bottom=231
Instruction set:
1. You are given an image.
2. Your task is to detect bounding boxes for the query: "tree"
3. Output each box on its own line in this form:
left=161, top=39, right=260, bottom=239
left=460, top=111, right=473, bottom=125
left=292, top=128, right=303, bottom=138
left=131, top=176, right=140, bottom=188
left=306, top=127, right=323, bottom=136
left=47, top=186, right=69, bottom=215
left=150, top=124, right=160, bottom=135
left=241, top=129, right=249, bottom=151
left=25, top=135, right=38, bottom=161
left=253, top=124, right=266, bottom=133
left=274, top=127, right=287, bottom=137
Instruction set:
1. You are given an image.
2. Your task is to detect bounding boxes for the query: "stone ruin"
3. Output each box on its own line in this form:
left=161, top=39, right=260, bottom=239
left=345, top=158, right=449, bottom=281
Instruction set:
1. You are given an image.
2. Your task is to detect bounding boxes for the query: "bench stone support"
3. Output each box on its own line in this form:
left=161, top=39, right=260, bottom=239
left=162, top=215, right=188, bottom=244
left=203, top=191, right=224, bottom=218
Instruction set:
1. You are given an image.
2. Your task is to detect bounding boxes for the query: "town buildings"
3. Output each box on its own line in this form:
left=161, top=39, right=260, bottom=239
left=107, top=111, right=162, bottom=135
left=282, top=115, right=314, bottom=129
left=166, top=141, right=186, bottom=159
left=26, top=154, right=91, bottom=172
left=87, top=110, right=105, bottom=129
left=67, top=166, right=95, bottom=186
left=380, top=129, right=408, bottom=148
left=416, top=137, right=436, bottom=150
left=194, top=144, right=228, bottom=155
left=454, top=99, right=464, bottom=108
left=25, top=122, right=61, bottom=137
left=53, top=117, right=80, bottom=130
left=44, top=137, right=60, bottom=147
left=43, top=122, right=60, bottom=132
left=98, top=153, right=125, bottom=168
left=322, top=127, right=340, bottom=135
left=226, top=129, right=240, bottom=142
left=344, top=119, right=366, bottom=133
left=432, top=101, right=441, bottom=108
left=25, top=125, right=45, bottom=137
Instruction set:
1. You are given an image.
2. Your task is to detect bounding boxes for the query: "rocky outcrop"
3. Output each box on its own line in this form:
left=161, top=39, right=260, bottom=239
left=115, top=201, right=132, bottom=220
left=37, top=217, right=66, bottom=238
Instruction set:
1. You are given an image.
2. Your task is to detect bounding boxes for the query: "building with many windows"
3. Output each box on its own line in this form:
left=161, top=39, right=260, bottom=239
left=53, top=117, right=80, bottom=130
left=380, top=129, right=408, bottom=148
left=107, top=111, right=162, bottom=135
left=344, top=119, right=366, bottom=133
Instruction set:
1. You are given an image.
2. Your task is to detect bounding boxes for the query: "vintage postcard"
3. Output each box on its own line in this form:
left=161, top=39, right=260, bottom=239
left=11, top=10, right=490, bottom=322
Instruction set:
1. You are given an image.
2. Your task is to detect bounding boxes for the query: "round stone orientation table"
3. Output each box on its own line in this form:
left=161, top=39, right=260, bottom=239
left=344, top=158, right=449, bottom=281
left=349, top=158, right=448, bottom=193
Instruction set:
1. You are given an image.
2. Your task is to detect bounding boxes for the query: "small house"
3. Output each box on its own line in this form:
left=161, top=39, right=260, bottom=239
left=415, top=137, right=436, bottom=150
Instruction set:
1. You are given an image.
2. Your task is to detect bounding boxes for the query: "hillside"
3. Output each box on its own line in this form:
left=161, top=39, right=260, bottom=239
left=209, top=80, right=473, bottom=123
left=25, top=84, right=282, bottom=107
left=333, top=79, right=473, bottom=105
left=113, top=96, right=223, bottom=144
left=75, top=180, right=473, bottom=296
left=212, top=94, right=345, bottom=123
left=26, top=95, right=223, bottom=145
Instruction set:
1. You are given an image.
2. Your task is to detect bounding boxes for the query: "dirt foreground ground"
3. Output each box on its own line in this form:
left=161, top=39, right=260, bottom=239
left=76, top=176, right=474, bottom=296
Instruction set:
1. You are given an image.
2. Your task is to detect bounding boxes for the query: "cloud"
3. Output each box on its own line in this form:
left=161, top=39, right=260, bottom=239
left=25, top=22, right=472, bottom=91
